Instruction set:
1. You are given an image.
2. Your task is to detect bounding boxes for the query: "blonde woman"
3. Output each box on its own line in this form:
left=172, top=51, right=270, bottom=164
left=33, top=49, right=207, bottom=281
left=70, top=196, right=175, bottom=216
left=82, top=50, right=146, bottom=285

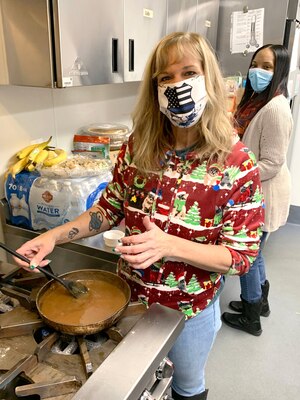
left=14, top=33, right=264, bottom=400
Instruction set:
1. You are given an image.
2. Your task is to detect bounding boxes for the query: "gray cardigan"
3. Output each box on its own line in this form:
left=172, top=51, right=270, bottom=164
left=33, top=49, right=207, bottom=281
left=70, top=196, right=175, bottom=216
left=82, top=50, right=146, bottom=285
left=241, top=94, right=293, bottom=232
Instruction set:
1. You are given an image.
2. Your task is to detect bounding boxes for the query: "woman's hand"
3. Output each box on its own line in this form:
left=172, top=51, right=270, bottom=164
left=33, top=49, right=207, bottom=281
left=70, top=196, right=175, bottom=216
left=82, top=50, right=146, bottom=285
left=115, top=216, right=174, bottom=269
left=14, top=232, right=56, bottom=272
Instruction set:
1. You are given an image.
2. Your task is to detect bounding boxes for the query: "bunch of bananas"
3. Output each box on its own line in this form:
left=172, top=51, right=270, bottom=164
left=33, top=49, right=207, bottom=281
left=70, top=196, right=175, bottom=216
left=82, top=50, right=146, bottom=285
left=5, top=136, right=68, bottom=179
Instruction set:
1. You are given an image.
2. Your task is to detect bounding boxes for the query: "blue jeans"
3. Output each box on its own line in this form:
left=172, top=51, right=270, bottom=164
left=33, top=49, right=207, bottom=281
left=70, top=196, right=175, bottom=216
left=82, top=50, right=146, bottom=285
left=240, top=232, right=268, bottom=303
left=168, top=298, right=221, bottom=396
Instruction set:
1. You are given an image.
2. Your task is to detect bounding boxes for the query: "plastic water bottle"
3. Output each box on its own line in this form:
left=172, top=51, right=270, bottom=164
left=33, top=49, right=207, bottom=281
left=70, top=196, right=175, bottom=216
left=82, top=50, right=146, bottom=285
left=10, top=193, right=20, bottom=216
left=18, top=194, right=30, bottom=218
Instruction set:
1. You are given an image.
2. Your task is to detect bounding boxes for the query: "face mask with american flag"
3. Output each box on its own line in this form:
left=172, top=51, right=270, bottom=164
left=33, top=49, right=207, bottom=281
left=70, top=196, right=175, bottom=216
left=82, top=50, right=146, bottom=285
left=158, top=75, right=207, bottom=128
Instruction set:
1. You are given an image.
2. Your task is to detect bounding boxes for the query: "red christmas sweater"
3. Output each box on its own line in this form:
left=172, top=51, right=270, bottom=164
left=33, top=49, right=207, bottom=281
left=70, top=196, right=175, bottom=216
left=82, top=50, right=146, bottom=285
left=98, top=136, right=264, bottom=319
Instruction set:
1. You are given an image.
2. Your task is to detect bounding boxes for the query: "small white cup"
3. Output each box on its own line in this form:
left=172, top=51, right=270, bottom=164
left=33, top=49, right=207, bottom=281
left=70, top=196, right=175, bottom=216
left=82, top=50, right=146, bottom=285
left=103, top=230, right=125, bottom=247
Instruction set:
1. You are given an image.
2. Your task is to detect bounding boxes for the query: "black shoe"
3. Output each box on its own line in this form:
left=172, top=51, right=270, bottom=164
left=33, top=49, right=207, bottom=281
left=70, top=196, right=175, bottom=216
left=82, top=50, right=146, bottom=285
left=222, top=299, right=262, bottom=336
left=229, top=280, right=271, bottom=317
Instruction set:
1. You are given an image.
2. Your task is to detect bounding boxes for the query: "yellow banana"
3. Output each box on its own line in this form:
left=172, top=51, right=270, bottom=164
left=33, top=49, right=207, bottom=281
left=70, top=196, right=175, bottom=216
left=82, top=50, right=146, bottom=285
left=16, top=143, right=40, bottom=159
left=27, top=136, right=52, bottom=162
left=10, top=157, right=29, bottom=178
left=46, top=150, right=58, bottom=160
left=33, top=149, right=49, bottom=165
left=25, top=162, right=35, bottom=172
left=43, top=148, right=67, bottom=167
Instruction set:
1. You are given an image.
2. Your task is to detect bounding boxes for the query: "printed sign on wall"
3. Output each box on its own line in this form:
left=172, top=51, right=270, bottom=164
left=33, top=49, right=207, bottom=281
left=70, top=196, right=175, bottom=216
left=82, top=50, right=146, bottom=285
left=230, top=8, right=264, bottom=54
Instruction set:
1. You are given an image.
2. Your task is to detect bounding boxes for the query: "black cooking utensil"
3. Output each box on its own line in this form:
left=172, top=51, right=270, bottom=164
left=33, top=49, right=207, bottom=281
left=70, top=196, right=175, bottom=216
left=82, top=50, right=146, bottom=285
left=0, top=242, right=88, bottom=299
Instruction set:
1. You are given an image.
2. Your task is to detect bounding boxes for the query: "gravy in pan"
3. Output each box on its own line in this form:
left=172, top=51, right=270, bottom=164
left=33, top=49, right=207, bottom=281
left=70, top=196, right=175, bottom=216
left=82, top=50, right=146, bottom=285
left=38, top=279, right=128, bottom=326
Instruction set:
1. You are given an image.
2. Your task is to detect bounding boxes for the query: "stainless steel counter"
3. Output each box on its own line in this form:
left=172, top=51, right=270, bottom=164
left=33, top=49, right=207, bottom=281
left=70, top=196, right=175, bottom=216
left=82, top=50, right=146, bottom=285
left=0, top=198, right=120, bottom=275
left=72, top=303, right=185, bottom=400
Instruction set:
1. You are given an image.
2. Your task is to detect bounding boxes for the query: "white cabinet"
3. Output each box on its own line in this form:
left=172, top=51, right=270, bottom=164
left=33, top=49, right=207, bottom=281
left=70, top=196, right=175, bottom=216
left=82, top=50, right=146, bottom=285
left=54, top=0, right=124, bottom=86
left=166, top=0, right=220, bottom=49
left=196, top=0, right=220, bottom=50
left=0, top=0, right=167, bottom=88
left=167, top=0, right=197, bottom=33
left=124, top=0, right=167, bottom=82
left=56, top=0, right=167, bottom=85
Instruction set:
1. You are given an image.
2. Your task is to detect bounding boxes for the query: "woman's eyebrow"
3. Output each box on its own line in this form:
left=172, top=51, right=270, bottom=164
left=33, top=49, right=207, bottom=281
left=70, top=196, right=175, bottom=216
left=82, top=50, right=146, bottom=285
left=182, top=65, right=198, bottom=69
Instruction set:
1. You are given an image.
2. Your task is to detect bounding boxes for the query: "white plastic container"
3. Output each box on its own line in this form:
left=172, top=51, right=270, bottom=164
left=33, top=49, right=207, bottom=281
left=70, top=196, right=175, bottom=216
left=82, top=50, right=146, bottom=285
left=103, top=230, right=125, bottom=247
left=76, top=122, right=131, bottom=151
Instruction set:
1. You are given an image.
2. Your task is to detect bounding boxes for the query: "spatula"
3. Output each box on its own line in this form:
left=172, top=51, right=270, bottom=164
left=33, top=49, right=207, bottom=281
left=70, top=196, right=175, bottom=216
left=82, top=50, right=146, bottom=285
left=0, top=242, right=88, bottom=298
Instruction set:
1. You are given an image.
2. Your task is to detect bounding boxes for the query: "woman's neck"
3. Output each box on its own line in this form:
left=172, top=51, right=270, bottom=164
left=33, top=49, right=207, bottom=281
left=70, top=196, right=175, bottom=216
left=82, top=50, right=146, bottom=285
left=173, top=126, right=198, bottom=150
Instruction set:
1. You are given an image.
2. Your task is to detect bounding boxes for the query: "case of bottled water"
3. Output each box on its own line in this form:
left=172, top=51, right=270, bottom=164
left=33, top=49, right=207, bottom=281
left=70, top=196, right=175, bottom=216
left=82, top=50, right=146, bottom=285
left=29, top=172, right=112, bottom=230
left=5, top=169, right=112, bottom=231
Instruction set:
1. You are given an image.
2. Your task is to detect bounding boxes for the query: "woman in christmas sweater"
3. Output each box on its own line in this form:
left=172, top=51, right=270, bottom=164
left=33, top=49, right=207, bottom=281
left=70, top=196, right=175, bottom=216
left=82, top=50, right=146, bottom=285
left=14, top=32, right=264, bottom=400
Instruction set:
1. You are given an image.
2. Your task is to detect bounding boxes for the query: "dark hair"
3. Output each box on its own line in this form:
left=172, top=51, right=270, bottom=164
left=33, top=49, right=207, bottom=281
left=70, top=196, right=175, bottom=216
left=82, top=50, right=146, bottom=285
left=238, top=44, right=290, bottom=109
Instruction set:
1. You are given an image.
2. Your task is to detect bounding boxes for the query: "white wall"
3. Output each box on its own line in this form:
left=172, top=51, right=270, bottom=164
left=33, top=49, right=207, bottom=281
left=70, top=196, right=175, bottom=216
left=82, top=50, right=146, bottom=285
left=288, top=90, right=300, bottom=207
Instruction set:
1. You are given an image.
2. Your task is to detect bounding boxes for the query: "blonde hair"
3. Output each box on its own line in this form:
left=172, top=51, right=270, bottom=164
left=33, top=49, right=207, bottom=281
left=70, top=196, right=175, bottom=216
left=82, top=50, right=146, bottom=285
left=131, top=32, right=233, bottom=173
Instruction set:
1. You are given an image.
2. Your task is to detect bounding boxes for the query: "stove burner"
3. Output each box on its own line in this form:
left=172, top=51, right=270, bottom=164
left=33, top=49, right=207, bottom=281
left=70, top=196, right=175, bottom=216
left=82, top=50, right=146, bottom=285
left=52, top=335, right=78, bottom=355
left=0, top=268, right=183, bottom=400
left=51, top=332, right=109, bottom=355
left=33, top=326, right=55, bottom=343
left=83, top=332, right=109, bottom=350
left=33, top=328, right=109, bottom=356
left=0, top=291, right=17, bottom=314
left=0, top=370, right=39, bottom=400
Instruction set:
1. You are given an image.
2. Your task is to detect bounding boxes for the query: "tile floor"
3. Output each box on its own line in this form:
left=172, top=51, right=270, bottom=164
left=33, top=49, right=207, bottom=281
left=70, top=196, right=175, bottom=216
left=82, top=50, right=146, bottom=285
left=206, top=222, right=300, bottom=400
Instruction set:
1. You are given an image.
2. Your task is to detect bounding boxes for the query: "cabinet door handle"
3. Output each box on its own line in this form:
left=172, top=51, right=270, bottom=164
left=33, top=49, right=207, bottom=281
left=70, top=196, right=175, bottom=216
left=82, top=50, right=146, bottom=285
left=112, top=38, right=118, bottom=73
left=129, top=39, right=134, bottom=72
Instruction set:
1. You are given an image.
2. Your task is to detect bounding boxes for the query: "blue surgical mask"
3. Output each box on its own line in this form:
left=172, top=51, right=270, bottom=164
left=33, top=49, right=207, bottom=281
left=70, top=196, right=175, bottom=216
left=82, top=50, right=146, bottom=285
left=158, top=75, right=207, bottom=128
left=248, top=68, right=273, bottom=93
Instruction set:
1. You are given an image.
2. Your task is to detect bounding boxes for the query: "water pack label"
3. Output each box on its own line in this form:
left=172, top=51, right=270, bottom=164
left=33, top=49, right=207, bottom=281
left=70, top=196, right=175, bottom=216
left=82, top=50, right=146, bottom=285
left=5, top=171, right=40, bottom=229
left=29, top=182, right=70, bottom=230
left=29, top=175, right=111, bottom=230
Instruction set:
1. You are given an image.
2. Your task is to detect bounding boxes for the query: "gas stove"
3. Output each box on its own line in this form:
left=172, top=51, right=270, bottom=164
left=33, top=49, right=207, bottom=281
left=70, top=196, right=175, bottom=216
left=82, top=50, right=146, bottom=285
left=0, top=261, right=184, bottom=400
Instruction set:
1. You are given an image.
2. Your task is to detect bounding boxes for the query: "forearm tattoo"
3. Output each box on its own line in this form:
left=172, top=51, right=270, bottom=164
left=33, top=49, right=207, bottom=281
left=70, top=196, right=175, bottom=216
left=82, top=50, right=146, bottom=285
left=89, top=210, right=103, bottom=232
left=68, top=227, right=79, bottom=240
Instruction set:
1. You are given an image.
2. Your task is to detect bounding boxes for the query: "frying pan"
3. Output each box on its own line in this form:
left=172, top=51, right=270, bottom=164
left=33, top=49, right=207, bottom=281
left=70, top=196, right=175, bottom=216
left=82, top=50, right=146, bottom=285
left=35, top=269, right=131, bottom=335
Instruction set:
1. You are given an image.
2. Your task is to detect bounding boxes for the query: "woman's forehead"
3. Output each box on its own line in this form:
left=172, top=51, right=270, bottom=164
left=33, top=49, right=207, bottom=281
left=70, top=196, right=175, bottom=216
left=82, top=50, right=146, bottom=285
left=253, top=47, right=274, bottom=64
left=159, top=44, right=201, bottom=68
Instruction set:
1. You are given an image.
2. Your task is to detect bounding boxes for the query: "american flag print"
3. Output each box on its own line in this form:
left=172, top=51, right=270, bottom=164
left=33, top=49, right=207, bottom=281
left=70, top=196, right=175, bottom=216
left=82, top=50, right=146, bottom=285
left=164, top=83, right=195, bottom=114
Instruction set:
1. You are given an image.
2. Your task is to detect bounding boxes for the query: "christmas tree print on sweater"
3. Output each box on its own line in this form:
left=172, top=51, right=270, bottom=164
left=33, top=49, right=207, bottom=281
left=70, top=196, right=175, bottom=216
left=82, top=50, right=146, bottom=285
left=186, top=274, right=203, bottom=294
left=184, top=201, right=201, bottom=225
left=165, top=272, right=178, bottom=288
left=190, top=161, right=207, bottom=181
left=253, top=186, right=264, bottom=203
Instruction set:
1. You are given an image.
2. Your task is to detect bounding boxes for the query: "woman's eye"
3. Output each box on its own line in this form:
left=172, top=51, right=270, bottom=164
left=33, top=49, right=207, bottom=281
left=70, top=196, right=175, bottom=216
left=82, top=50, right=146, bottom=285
left=159, top=76, right=170, bottom=83
left=185, top=71, right=197, bottom=76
